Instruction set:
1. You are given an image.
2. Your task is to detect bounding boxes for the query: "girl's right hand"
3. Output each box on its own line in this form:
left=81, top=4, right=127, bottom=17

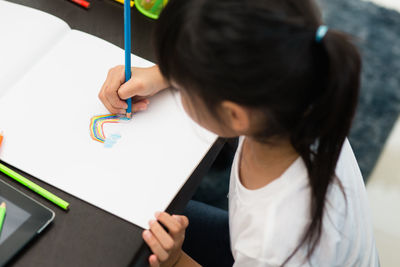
left=98, top=65, right=169, bottom=115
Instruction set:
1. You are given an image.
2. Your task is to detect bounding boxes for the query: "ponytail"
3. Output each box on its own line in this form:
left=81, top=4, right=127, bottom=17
left=286, top=29, right=361, bottom=264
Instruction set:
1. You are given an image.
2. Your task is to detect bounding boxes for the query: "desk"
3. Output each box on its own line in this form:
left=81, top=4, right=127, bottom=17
left=2, top=0, right=224, bottom=266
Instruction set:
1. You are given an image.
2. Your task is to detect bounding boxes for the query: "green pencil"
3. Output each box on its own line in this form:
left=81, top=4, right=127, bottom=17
left=0, top=202, right=6, bottom=235
left=0, top=163, right=69, bottom=210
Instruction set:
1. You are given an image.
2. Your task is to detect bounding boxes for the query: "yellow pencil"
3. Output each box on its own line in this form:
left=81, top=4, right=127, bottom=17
left=113, top=0, right=134, bottom=7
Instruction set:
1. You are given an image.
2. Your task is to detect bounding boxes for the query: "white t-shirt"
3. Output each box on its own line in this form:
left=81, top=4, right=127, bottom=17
left=229, top=138, right=379, bottom=266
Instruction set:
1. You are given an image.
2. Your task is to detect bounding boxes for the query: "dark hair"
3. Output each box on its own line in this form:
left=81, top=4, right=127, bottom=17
left=155, top=0, right=361, bottom=264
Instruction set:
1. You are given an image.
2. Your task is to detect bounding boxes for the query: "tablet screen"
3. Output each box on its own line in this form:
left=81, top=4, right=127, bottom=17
left=0, top=196, right=31, bottom=244
left=0, top=178, right=54, bottom=266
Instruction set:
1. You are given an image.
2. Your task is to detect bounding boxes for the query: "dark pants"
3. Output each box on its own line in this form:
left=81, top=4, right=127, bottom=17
left=182, top=200, right=234, bottom=267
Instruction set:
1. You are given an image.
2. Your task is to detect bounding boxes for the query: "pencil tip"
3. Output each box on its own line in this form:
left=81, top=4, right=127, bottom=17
left=0, top=202, right=5, bottom=208
left=126, top=113, right=132, bottom=119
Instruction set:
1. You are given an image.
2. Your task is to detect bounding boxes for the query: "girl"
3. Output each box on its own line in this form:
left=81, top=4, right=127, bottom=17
left=99, top=0, right=379, bottom=266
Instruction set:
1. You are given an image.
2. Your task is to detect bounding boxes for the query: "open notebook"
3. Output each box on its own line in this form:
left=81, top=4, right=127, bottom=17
left=0, top=1, right=217, bottom=229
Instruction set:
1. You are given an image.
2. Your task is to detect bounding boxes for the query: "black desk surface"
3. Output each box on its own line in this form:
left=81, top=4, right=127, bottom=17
left=1, top=1, right=224, bottom=266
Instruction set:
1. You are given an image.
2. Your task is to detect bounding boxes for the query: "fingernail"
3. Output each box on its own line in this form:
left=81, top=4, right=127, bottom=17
left=172, top=215, right=181, bottom=222
left=148, top=219, right=155, bottom=226
left=143, top=230, right=151, bottom=239
left=155, top=211, right=161, bottom=218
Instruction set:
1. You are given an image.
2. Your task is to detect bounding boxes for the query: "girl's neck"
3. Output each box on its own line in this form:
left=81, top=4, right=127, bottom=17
left=239, top=136, right=299, bottom=190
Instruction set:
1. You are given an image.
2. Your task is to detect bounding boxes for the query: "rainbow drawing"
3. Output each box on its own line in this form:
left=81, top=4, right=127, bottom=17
left=90, top=114, right=129, bottom=146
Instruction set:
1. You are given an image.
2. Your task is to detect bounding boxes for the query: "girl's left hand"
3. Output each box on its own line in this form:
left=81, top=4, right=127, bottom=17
left=143, top=212, right=189, bottom=267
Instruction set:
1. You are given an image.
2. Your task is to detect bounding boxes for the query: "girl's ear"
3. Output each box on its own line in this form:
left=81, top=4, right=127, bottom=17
left=220, top=101, right=251, bottom=134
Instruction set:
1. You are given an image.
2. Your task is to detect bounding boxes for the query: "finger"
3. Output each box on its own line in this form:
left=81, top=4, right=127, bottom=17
left=142, top=230, right=169, bottom=262
left=149, top=220, right=174, bottom=252
left=149, top=254, right=160, bottom=267
left=155, top=212, right=183, bottom=238
left=99, top=72, right=111, bottom=101
left=98, top=82, right=110, bottom=108
left=133, top=96, right=149, bottom=103
left=104, top=67, right=128, bottom=110
left=118, top=79, right=145, bottom=100
left=132, top=99, right=150, bottom=113
left=108, top=65, right=126, bottom=86
left=104, top=101, right=126, bottom=114
left=104, top=86, right=128, bottom=110
left=172, top=215, right=189, bottom=228
left=99, top=91, right=126, bottom=114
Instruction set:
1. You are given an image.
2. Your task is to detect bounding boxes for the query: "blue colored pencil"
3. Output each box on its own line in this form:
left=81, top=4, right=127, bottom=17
left=124, top=0, right=132, bottom=118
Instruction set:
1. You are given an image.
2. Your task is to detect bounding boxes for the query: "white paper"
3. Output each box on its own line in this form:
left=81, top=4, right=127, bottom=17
left=0, top=30, right=217, bottom=229
left=0, top=0, right=70, bottom=95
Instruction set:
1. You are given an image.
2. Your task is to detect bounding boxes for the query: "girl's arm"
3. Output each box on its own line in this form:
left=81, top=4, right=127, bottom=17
left=99, top=65, right=169, bottom=114
left=174, top=251, right=201, bottom=267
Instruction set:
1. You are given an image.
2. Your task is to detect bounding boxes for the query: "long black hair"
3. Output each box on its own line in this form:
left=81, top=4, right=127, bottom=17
left=155, top=0, right=361, bottom=264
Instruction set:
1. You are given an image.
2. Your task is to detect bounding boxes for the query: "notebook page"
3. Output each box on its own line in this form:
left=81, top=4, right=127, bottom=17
left=0, top=0, right=70, bottom=96
left=0, top=30, right=217, bottom=229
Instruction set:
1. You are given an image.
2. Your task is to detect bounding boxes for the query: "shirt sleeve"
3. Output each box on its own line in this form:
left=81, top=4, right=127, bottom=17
left=233, top=250, right=293, bottom=267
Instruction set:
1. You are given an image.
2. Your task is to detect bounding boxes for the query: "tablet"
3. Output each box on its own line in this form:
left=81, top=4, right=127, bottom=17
left=0, top=179, right=55, bottom=265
